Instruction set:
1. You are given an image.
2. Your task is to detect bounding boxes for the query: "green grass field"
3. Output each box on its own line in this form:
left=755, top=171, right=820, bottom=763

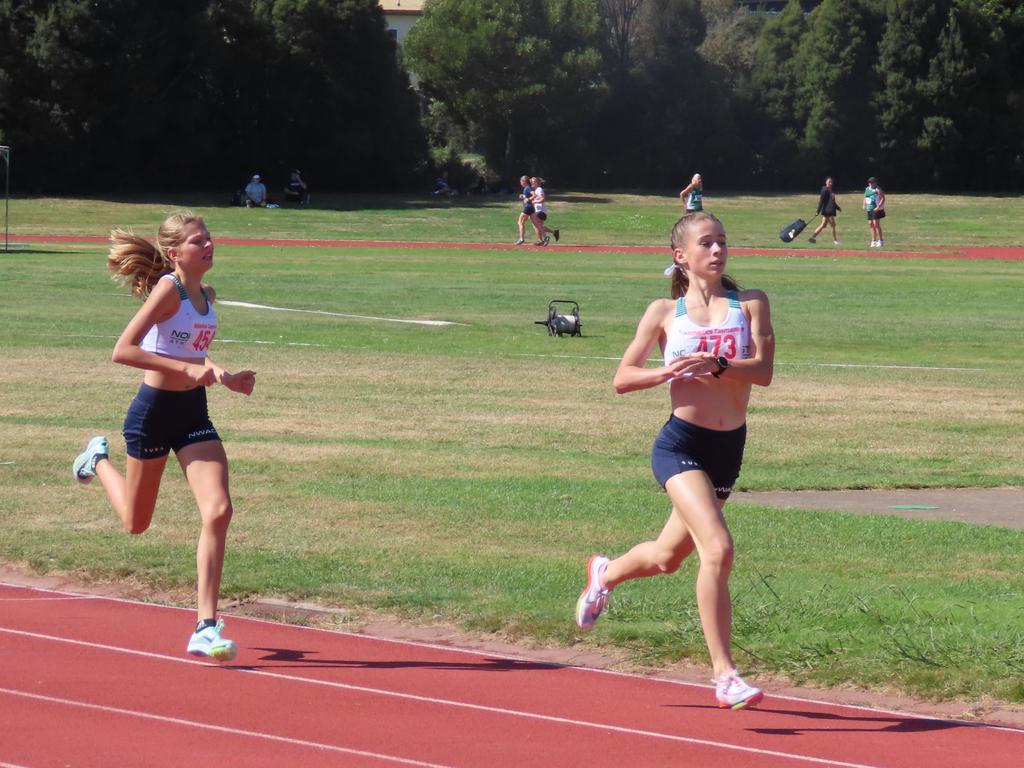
left=1, top=192, right=1022, bottom=704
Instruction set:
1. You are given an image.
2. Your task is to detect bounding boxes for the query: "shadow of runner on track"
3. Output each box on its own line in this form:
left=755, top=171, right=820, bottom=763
left=239, top=646, right=561, bottom=673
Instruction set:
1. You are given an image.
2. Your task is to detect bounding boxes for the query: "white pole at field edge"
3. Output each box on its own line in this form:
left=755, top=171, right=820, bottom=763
left=0, top=146, right=9, bottom=252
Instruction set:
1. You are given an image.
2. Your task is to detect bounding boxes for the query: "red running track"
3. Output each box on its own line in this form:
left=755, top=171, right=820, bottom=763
left=1, top=583, right=1021, bottom=767
left=9, top=233, right=1024, bottom=261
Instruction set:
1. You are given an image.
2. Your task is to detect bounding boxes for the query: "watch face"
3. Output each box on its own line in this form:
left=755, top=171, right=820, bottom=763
left=717, top=356, right=729, bottom=368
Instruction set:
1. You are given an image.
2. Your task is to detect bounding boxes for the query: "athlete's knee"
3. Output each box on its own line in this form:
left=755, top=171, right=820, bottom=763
left=700, top=536, right=734, bottom=573
left=202, top=499, right=233, bottom=531
left=119, top=502, right=155, bottom=535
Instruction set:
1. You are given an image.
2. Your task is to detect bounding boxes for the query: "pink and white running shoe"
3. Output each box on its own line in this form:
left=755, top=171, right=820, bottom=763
left=714, top=670, right=764, bottom=710
left=574, top=554, right=610, bottom=630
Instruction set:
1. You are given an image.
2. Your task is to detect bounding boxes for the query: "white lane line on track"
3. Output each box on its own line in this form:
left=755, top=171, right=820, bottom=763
left=0, top=627, right=879, bottom=768
left=0, top=761, right=33, bottom=768
left=513, top=353, right=985, bottom=372
left=0, top=596, right=99, bottom=602
left=4, top=582, right=1021, bottom=735
left=218, top=299, right=468, bottom=327
left=0, top=687, right=451, bottom=768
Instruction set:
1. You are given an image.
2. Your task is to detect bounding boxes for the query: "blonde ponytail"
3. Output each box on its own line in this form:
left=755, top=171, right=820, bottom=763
left=106, top=211, right=204, bottom=298
left=107, top=228, right=168, bottom=297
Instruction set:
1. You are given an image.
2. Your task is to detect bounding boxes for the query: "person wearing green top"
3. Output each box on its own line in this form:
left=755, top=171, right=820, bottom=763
left=679, top=173, right=703, bottom=213
left=862, top=176, right=886, bottom=248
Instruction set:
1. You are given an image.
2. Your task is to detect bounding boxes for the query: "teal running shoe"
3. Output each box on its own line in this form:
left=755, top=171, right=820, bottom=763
left=187, top=618, right=238, bottom=661
left=73, top=436, right=109, bottom=484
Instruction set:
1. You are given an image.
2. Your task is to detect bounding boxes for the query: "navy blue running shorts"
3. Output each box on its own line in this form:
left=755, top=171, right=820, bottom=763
left=123, top=383, right=220, bottom=459
left=650, top=415, right=746, bottom=500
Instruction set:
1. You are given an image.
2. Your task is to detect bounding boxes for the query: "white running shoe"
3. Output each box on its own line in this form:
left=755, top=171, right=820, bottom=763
left=878, top=239, right=884, bottom=247
left=714, top=670, right=764, bottom=710
left=515, top=239, right=525, bottom=245
left=575, top=554, right=610, bottom=629
left=870, top=240, right=878, bottom=247
left=833, top=240, right=840, bottom=245
left=73, top=436, right=109, bottom=484
left=187, top=618, right=238, bottom=661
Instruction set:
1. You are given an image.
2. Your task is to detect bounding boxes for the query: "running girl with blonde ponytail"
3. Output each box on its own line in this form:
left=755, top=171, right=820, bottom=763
left=74, top=210, right=255, bottom=661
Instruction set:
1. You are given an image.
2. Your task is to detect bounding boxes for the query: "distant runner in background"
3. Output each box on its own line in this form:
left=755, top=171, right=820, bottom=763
left=529, top=176, right=560, bottom=246
left=515, top=175, right=534, bottom=245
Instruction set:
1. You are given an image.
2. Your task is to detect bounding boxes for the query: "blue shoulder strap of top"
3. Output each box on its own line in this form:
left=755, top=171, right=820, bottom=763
left=170, top=274, right=210, bottom=306
left=678, top=291, right=739, bottom=315
left=169, top=273, right=189, bottom=301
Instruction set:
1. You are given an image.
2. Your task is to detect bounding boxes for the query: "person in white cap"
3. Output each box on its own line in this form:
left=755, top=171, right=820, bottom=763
left=244, top=173, right=267, bottom=207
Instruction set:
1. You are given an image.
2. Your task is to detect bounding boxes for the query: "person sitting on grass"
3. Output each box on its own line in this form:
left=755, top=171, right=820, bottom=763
left=244, top=173, right=267, bottom=207
left=283, top=169, right=309, bottom=206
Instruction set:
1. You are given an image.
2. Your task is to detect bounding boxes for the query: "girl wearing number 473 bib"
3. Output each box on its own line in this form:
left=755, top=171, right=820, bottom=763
left=575, top=211, right=775, bottom=710
left=72, top=211, right=256, bottom=662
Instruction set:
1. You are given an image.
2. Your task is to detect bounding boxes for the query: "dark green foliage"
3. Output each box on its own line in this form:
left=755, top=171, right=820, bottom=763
left=1, top=0, right=1023, bottom=191
left=0, top=0, right=425, bottom=193
left=792, top=0, right=875, bottom=184
left=405, top=0, right=602, bottom=183
left=750, top=0, right=808, bottom=183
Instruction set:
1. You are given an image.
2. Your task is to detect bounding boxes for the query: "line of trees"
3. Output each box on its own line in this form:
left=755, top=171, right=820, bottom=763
left=407, top=0, right=1024, bottom=190
left=1, top=0, right=1022, bottom=193
left=0, top=0, right=425, bottom=194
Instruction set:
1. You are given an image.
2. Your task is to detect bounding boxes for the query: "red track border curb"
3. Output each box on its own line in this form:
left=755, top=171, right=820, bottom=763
left=9, top=233, right=1023, bottom=261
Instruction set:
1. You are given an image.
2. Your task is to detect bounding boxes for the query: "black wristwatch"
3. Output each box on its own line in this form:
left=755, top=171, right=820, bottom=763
left=711, top=356, right=729, bottom=378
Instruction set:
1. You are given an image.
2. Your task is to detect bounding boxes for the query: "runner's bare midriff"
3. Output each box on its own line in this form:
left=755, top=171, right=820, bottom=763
left=143, top=356, right=209, bottom=392
left=670, top=377, right=751, bottom=431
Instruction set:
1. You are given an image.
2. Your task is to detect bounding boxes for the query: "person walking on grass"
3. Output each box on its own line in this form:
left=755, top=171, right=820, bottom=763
left=863, top=177, right=886, bottom=248
left=808, top=176, right=840, bottom=245
left=679, top=173, right=704, bottom=213
left=73, top=211, right=256, bottom=661
left=515, top=175, right=534, bottom=245
left=529, top=176, right=560, bottom=246
left=575, top=211, right=775, bottom=711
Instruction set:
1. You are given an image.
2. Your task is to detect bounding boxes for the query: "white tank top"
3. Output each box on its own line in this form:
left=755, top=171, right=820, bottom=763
left=140, top=274, right=217, bottom=359
left=532, top=186, right=546, bottom=213
left=663, top=290, right=751, bottom=374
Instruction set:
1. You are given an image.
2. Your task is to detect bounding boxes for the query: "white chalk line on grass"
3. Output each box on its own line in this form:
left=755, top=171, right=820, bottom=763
left=0, top=626, right=882, bottom=768
left=513, top=353, right=985, bottom=373
left=45, top=332, right=325, bottom=348
left=0, top=687, right=452, bottom=768
left=219, top=299, right=468, bottom=327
